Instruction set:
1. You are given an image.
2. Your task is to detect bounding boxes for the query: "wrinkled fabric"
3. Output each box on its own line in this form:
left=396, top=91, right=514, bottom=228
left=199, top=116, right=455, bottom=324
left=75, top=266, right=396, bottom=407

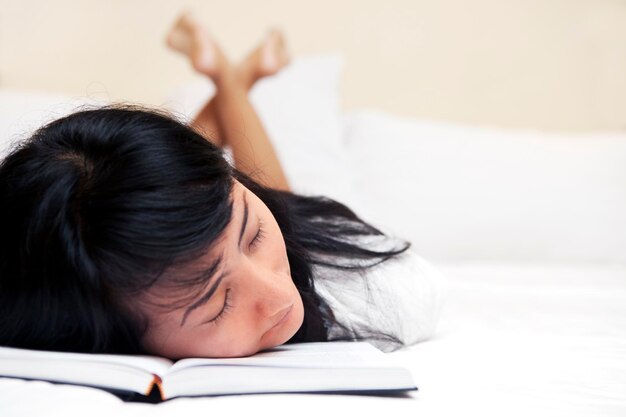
left=312, top=235, right=448, bottom=352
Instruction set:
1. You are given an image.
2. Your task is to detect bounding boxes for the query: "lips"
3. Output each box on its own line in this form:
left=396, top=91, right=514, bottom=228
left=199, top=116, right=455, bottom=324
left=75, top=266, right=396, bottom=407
left=270, top=304, right=293, bottom=330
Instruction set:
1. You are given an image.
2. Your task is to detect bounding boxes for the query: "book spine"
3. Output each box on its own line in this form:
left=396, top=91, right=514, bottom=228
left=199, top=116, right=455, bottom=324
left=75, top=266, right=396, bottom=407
left=149, top=373, right=165, bottom=401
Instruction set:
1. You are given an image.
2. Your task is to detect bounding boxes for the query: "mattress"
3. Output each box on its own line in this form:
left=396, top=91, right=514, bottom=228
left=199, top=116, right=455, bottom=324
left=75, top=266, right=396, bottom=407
left=2, top=262, right=624, bottom=416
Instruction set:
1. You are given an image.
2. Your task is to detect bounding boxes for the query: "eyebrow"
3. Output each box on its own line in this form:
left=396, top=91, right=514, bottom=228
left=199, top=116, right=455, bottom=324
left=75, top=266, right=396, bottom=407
left=238, top=193, right=249, bottom=249
left=179, top=256, right=224, bottom=327
left=179, top=192, right=250, bottom=327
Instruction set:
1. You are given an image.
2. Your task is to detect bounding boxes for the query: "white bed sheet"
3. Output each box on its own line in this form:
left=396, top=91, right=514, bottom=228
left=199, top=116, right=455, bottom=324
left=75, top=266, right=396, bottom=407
left=1, top=262, right=624, bottom=416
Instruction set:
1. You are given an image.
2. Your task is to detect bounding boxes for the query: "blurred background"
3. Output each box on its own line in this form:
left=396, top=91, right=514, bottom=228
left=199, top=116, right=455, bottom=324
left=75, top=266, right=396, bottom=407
left=1, top=0, right=625, bottom=132
left=1, top=0, right=625, bottom=264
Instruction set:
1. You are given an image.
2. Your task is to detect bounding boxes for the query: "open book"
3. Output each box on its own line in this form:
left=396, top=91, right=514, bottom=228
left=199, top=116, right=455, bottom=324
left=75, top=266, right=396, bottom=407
left=0, top=341, right=416, bottom=402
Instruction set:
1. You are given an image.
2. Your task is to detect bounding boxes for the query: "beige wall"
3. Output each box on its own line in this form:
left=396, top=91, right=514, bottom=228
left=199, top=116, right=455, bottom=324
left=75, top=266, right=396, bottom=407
left=1, top=0, right=625, bottom=131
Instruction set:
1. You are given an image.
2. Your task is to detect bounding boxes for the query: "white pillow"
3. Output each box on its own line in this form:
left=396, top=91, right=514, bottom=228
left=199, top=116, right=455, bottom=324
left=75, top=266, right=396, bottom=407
left=1, top=53, right=357, bottom=203
left=164, top=53, right=361, bottom=208
left=342, top=109, right=626, bottom=264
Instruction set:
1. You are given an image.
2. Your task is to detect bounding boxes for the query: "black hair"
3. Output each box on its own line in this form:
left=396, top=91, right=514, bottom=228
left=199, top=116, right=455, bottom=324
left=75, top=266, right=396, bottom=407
left=0, top=104, right=411, bottom=357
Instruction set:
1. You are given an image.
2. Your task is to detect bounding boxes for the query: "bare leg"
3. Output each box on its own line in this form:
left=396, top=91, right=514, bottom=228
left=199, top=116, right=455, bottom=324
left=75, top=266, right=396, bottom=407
left=188, top=66, right=255, bottom=148
left=212, top=69, right=290, bottom=191
left=189, top=39, right=287, bottom=148
left=166, top=13, right=236, bottom=147
left=166, top=13, right=290, bottom=148
left=166, top=14, right=291, bottom=191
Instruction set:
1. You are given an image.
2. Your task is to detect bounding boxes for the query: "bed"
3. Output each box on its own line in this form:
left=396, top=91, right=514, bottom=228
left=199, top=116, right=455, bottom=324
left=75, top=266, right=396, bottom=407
left=1, top=54, right=625, bottom=416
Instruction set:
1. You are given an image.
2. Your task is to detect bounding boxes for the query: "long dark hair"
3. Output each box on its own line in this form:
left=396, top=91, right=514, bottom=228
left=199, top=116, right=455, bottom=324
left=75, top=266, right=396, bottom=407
left=0, top=104, right=411, bottom=356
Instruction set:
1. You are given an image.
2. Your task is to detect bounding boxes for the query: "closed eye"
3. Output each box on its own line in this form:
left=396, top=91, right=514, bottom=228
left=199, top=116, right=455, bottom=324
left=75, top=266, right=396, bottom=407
left=201, top=221, right=265, bottom=327
left=204, top=288, right=233, bottom=326
left=250, top=220, right=266, bottom=249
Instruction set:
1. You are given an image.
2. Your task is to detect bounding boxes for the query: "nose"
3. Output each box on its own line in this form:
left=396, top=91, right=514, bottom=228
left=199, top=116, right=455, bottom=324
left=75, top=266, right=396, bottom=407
left=246, top=261, right=293, bottom=319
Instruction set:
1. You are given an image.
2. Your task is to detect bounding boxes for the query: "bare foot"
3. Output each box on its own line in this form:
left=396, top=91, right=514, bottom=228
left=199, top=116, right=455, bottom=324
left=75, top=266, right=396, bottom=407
left=165, top=12, right=231, bottom=81
left=236, top=28, right=291, bottom=89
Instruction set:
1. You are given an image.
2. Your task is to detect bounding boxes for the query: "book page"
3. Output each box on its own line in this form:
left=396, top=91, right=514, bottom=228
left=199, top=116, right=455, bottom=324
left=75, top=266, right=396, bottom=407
left=167, top=341, right=404, bottom=374
left=0, top=346, right=173, bottom=376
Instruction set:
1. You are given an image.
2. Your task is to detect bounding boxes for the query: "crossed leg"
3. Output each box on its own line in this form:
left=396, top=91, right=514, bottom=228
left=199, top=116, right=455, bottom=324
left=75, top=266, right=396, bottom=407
left=166, top=13, right=291, bottom=192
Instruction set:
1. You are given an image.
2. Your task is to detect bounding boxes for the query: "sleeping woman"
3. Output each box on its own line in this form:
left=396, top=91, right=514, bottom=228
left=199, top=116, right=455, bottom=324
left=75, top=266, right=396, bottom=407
left=0, top=13, right=446, bottom=359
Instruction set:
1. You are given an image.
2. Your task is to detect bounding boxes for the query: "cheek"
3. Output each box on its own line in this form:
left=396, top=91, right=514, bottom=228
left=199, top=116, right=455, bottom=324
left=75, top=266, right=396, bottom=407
left=156, top=322, right=257, bottom=359
left=200, top=317, right=266, bottom=357
left=140, top=300, right=264, bottom=359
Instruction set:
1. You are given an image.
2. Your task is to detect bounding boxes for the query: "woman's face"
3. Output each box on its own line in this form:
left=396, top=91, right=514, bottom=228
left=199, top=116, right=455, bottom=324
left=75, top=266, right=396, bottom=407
left=139, top=180, right=304, bottom=359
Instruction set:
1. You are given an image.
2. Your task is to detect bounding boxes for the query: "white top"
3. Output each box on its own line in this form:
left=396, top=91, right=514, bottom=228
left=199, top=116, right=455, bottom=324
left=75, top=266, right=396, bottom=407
left=312, top=234, right=448, bottom=352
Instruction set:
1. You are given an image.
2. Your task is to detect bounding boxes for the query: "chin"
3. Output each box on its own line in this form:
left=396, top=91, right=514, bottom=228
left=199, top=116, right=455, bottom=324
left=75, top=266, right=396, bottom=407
left=233, top=346, right=263, bottom=358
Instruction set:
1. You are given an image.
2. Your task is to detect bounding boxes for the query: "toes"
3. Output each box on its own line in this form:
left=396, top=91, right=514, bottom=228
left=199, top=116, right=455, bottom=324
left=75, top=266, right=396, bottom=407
left=234, top=27, right=291, bottom=82
left=177, top=11, right=200, bottom=31
left=266, top=28, right=290, bottom=66
left=267, top=29, right=289, bottom=58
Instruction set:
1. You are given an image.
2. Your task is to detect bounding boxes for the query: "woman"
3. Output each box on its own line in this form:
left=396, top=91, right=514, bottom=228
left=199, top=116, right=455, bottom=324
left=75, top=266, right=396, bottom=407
left=0, top=14, right=445, bottom=359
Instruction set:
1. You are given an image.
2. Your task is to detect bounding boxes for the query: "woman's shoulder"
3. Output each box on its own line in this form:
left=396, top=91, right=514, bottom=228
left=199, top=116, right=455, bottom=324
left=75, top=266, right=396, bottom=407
left=312, top=233, right=448, bottom=351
